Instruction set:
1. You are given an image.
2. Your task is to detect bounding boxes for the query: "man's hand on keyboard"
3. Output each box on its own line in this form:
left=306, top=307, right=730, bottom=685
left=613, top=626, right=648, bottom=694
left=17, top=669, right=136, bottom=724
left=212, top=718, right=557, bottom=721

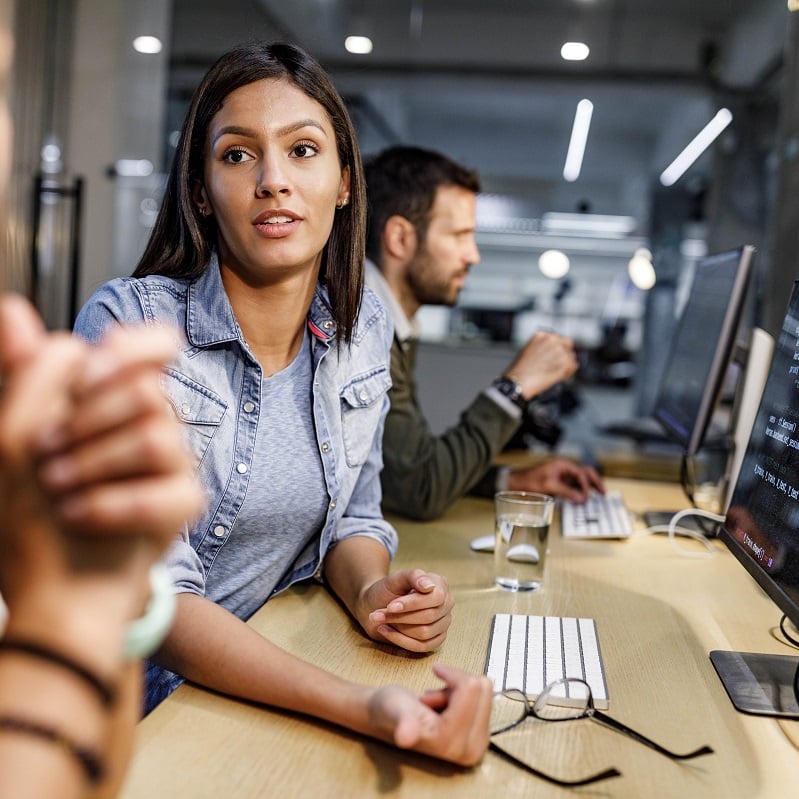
left=506, top=457, right=604, bottom=504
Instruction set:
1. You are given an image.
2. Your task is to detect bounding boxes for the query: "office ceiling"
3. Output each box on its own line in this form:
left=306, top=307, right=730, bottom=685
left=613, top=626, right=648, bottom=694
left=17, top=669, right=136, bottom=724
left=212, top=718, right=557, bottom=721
left=170, top=0, right=787, bottom=231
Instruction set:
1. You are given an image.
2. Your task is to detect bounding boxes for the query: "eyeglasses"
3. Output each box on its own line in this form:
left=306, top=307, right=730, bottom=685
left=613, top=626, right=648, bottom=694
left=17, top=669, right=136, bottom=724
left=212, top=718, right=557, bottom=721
left=489, top=678, right=714, bottom=787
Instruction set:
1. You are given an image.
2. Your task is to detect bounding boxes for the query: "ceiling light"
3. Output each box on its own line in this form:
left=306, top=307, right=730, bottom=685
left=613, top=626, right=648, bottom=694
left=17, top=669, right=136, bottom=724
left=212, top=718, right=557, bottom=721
left=541, top=212, right=637, bottom=237
left=133, top=35, right=162, bottom=54
left=563, top=99, right=593, bottom=182
left=112, top=159, right=154, bottom=177
left=538, top=249, right=571, bottom=279
left=561, top=42, right=590, bottom=61
left=628, top=250, right=656, bottom=290
left=659, top=108, right=733, bottom=187
left=345, top=35, right=373, bottom=54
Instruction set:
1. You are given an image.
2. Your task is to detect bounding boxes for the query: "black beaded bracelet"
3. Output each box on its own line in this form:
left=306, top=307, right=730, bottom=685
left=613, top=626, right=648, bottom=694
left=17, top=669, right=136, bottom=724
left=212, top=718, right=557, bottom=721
left=0, top=638, right=116, bottom=707
left=0, top=715, right=104, bottom=785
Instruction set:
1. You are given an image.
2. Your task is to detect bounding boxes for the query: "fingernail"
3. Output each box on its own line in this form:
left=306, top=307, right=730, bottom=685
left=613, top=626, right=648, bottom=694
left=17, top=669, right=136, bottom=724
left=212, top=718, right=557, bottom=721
left=36, top=425, right=67, bottom=453
left=387, top=600, right=404, bottom=612
left=370, top=610, right=386, bottom=622
left=39, top=457, right=76, bottom=489
left=418, top=578, right=434, bottom=590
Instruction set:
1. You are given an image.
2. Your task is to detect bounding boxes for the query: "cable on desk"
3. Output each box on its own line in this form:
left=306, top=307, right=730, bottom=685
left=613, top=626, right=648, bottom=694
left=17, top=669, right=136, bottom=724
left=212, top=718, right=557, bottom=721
left=634, top=507, right=724, bottom=559
left=779, top=615, right=799, bottom=649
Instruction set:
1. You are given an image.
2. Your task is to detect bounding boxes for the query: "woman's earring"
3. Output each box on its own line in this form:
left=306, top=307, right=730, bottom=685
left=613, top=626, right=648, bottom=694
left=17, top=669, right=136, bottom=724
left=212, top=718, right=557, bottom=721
left=198, top=206, right=208, bottom=217
left=336, top=194, right=350, bottom=209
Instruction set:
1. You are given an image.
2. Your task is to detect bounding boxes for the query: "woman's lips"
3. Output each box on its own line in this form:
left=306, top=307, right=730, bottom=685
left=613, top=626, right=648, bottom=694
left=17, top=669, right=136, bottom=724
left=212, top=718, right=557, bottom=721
left=253, top=211, right=301, bottom=238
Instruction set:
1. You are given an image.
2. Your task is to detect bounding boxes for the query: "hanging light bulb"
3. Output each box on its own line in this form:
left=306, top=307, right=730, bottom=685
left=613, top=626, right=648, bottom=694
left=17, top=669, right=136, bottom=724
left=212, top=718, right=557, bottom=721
left=628, top=248, right=656, bottom=290
left=538, top=249, right=570, bottom=279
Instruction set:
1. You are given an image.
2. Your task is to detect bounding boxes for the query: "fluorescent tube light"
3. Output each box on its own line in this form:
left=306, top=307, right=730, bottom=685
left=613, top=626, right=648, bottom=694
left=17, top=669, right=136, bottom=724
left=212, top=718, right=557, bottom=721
left=563, top=99, right=593, bottom=182
left=541, top=212, right=636, bottom=237
left=659, top=108, right=733, bottom=187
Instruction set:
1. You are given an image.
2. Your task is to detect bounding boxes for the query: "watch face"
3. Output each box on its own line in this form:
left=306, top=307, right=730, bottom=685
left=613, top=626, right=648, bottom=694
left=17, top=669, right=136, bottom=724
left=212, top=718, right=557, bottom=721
left=495, top=378, right=526, bottom=408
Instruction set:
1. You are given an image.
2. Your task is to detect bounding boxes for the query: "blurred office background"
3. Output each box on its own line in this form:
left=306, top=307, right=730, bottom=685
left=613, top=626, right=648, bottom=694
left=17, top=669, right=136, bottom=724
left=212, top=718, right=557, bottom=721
left=4, top=0, right=799, bottom=464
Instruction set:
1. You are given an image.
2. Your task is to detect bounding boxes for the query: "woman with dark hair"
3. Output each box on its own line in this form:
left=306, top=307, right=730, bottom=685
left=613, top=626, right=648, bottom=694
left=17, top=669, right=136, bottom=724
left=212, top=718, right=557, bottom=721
left=74, top=41, right=492, bottom=766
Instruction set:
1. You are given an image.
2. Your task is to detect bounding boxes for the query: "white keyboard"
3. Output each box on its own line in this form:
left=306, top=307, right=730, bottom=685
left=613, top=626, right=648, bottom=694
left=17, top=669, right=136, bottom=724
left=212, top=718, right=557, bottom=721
left=485, top=613, right=609, bottom=709
left=561, top=490, right=633, bottom=539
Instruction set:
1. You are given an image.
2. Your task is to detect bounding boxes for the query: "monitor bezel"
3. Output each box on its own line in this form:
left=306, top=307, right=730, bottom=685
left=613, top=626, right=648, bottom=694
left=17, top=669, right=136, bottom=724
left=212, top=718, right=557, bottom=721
left=652, top=245, right=755, bottom=458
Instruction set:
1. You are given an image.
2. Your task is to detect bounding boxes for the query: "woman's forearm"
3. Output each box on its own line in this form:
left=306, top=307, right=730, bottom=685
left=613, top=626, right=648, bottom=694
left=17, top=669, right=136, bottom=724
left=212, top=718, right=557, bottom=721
left=152, top=593, right=378, bottom=736
left=322, top=536, right=390, bottom=619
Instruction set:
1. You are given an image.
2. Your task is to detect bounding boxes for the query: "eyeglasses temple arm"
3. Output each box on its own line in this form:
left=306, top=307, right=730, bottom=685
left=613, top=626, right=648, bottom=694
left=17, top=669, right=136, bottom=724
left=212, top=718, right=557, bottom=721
left=589, top=710, right=714, bottom=760
left=488, top=741, right=622, bottom=787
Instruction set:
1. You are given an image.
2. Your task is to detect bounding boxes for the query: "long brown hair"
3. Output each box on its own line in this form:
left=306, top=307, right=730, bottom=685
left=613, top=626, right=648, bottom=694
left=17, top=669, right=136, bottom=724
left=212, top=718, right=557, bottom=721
left=134, top=41, right=365, bottom=342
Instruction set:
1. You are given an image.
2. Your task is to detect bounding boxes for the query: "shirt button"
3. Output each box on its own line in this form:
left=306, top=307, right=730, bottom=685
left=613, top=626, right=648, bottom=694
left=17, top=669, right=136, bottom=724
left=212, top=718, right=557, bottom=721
left=323, top=320, right=333, bottom=329
left=329, top=500, right=337, bottom=510
left=243, top=401, right=255, bottom=413
left=213, top=525, right=225, bottom=537
left=321, top=442, right=330, bottom=453
left=359, top=390, right=368, bottom=403
left=236, top=462, right=248, bottom=474
left=180, top=404, right=191, bottom=416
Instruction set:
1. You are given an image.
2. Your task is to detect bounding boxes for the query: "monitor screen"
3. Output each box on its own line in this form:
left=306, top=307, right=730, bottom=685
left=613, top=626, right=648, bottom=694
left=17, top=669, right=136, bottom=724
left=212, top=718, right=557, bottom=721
left=652, top=246, right=755, bottom=458
left=720, top=281, right=799, bottom=631
left=713, top=280, right=799, bottom=718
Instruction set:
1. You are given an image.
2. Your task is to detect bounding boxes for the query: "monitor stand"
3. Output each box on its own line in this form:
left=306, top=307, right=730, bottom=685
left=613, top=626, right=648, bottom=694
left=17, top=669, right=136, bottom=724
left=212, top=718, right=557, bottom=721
left=710, top=650, right=799, bottom=718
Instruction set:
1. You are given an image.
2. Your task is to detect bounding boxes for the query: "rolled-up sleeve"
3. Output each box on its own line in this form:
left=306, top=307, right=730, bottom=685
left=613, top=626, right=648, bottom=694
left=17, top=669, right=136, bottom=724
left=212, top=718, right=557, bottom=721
left=164, top=525, right=207, bottom=597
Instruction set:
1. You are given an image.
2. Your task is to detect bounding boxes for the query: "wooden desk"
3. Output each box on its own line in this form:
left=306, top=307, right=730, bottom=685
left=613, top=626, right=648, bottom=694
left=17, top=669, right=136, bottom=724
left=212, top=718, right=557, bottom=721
left=119, top=478, right=799, bottom=798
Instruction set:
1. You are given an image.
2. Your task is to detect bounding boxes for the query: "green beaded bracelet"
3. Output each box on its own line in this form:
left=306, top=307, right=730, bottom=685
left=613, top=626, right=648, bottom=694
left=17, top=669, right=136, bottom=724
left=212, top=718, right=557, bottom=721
left=122, top=564, right=176, bottom=660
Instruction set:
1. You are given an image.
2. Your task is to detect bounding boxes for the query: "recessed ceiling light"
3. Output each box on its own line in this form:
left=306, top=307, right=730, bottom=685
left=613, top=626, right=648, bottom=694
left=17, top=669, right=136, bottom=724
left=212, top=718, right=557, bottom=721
left=561, top=41, right=590, bottom=61
left=133, top=35, right=162, bottom=54
left=345, top=36, right=373, bottom=55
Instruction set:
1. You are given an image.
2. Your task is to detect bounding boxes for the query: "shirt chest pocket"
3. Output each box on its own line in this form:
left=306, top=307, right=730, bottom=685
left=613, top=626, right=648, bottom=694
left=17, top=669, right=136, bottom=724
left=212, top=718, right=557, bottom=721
left=339, top=368, right=391, bottom=468
left=161, top=369, right=227, bottom=470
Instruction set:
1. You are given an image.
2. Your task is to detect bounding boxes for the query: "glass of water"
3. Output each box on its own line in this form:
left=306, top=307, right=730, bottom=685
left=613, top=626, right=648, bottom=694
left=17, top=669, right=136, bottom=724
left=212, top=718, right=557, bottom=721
left=494, top=491, right=555, bottom=591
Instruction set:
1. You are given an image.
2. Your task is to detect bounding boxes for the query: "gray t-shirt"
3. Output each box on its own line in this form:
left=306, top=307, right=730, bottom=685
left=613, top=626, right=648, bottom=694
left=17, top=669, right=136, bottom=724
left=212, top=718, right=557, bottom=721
left=204, top=329, right=327, bottom=619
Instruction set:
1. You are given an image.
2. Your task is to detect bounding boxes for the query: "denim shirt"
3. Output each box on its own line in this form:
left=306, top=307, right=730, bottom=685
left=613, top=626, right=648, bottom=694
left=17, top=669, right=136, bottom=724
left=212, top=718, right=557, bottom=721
left=73, top=258, right=398, bottom=613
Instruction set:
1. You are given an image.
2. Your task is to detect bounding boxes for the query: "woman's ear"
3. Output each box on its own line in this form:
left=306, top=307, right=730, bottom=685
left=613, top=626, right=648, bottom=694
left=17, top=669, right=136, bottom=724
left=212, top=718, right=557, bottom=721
left=336, top=165, right=351, bottom=208
left=192, top=181, right=212, bottom=217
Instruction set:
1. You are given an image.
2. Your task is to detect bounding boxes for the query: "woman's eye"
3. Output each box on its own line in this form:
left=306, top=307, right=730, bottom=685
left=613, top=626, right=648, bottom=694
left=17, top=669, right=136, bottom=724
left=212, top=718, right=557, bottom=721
left=223, top=147, right=252, bottom=164
left=292, top=142, right=318, bottom=159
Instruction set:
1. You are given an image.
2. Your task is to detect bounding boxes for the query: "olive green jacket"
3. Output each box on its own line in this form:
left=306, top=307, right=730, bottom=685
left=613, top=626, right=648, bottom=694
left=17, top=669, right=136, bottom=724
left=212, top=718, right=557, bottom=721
left=380, top=334, right=522, bottom=521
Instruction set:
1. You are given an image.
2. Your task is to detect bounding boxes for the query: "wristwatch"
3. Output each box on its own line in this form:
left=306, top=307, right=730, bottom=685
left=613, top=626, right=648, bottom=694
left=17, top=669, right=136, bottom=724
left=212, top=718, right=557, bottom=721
left=491, top=376, right=528, bottom=412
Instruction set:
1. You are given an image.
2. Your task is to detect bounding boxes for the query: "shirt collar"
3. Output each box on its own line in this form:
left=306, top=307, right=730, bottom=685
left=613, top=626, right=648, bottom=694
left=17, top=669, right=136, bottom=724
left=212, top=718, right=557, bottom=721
left=185, top=254, right=241, bottom=347
left=185, top=253, right=337, bottom=348
left=364, top=258, right=418, bottom=345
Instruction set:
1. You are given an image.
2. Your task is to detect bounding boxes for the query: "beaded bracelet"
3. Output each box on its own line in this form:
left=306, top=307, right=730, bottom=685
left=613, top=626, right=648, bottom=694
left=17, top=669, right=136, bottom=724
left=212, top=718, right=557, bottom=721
left=0, top=715, right=104, bottom=784
left=0, top=638, right=115, bottom=706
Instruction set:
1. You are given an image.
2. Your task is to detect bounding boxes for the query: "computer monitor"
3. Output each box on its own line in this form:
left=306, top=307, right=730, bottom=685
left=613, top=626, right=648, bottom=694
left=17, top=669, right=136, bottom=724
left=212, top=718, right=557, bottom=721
left=712, top=280, right=799, bottom=718
left=652, top=245, right=755, bottom=462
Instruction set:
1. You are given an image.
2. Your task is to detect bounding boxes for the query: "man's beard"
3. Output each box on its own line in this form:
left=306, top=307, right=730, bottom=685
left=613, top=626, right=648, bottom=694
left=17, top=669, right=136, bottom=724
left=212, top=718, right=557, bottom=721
left=406, top=248, right=464, bottom=307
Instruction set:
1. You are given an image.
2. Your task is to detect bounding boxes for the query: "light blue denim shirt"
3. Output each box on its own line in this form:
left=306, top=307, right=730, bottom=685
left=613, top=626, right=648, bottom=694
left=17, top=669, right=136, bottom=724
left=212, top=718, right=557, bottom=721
left=73, top=257, right=398, bottom=614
